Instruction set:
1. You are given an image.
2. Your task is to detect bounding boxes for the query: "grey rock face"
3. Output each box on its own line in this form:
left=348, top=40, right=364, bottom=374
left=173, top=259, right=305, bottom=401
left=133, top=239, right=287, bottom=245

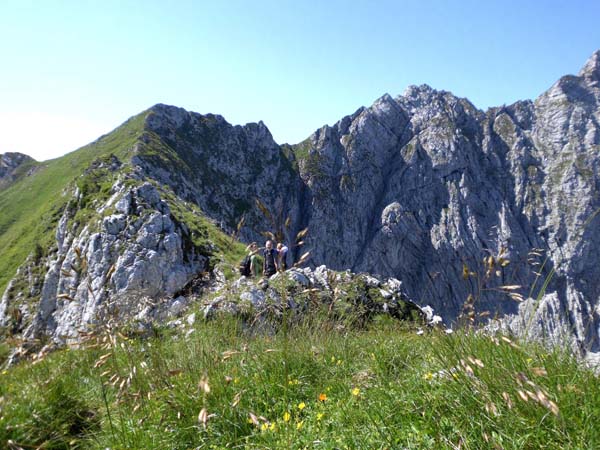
left=0, top=152, right=34, bottom=188
left=102, top=50, right=600, bottom=354
left=131, top=104, right=303, bottom=244
left=293, top=51, right=600, bottom=354
left=0, top=181, right=207, bottom=344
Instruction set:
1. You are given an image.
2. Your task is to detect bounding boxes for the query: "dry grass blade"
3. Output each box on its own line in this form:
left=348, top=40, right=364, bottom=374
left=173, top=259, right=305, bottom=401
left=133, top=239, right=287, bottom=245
left=501, top=392, right=513, bottom=409
left=296, top=227, right=309, bottom=241
left=168, top=369, right=183, bottom=377
left=294, top=251, right=311, bottom=267
left=7, top=440, right=25, bottom=450
left=222, top=350, right=241, bottom=360
left=237, top=216, right=246, bottom=232
left=199, top=377, right=211, bottom=394
left=498, top=285, right=522, bottom=291
left=255, top=199, right=274, bottom=224
left=230, top=216, right=246, bottom=244
left=509, top=293, right=524, bottom=302
left=93, top=352, right=112, bottom=368
left=485, top=402, right=499, bottom=416
left=249, top=412, right=259, bottom=426
left=57, top=293, right=75, bottom=301
left=232, top=391, right=242, bottom=408
left=198, top=408, right=208, bottom=429
left=284, top=216, right=291, bottom=229
left=531, top=367, right=548, bottom=377
left=547, top=399, right=560, bottom=416
left=468, top=356, right=484, bottom=368
left=261, top=231, right=276, bottom=241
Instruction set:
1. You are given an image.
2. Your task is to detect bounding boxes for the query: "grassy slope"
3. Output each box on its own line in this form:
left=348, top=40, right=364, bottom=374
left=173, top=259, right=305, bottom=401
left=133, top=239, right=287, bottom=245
left=0, top=113, right=146, bottom=294
left=0, top=316, right=598, bottom=449
left=0, top=107, right=249, bottom=297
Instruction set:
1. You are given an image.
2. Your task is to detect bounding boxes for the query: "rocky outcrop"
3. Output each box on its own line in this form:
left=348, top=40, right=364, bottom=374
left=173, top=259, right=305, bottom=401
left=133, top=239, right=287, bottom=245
left=0, top=181, right=208, bottom=344
left=201, top=265, right=432, bottom=326
left=131, top=105, right=304, bottom=242
left=0, top=152, right=34, bottom=188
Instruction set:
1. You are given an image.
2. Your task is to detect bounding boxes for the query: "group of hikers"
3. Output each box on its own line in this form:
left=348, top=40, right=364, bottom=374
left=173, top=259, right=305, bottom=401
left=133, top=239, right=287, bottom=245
left=239, top=240, right=288, bottom=279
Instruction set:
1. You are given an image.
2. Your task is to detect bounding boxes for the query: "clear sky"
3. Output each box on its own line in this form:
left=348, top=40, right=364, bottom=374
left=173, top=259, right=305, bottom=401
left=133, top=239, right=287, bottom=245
left=1, top=0, right=599, bottom=161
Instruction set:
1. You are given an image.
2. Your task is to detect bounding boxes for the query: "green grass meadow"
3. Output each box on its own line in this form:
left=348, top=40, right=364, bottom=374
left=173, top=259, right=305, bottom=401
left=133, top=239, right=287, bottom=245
left=1, top=312, right=598, bottom=449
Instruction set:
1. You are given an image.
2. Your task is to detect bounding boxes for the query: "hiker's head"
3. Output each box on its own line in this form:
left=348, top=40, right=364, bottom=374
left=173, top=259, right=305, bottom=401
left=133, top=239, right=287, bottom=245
left=265, top=240, right=273, bottom=250
left=250, top=242, right=257, bottom=251
left=277, top=243, right=283, bottom=251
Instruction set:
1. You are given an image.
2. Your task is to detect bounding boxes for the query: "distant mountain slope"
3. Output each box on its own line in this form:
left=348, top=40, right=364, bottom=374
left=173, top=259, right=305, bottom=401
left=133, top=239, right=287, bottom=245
left=0, top=152, right=35, bottom=189
left=1, top=50, right=599, bottom=355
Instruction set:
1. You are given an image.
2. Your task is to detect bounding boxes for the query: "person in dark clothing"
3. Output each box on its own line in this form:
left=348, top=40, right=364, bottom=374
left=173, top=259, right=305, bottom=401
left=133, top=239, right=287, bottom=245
left=263, top=240, right=278, bottom=277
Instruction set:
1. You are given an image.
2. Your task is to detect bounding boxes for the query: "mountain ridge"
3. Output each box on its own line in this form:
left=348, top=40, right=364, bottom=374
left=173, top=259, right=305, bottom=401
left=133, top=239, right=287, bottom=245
left=1, top=50, right=600, bottom=356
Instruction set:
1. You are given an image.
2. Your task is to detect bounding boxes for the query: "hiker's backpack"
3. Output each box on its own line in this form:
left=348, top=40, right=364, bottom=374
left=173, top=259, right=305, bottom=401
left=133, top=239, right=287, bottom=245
left=239, top=255, right=252, bottom=276
left=263, top=249, right=276, bottom=272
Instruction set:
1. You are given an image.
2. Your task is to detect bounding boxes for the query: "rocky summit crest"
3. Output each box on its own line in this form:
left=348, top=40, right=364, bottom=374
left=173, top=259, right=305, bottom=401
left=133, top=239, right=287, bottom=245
left=578, top=49, right=600, bottom=81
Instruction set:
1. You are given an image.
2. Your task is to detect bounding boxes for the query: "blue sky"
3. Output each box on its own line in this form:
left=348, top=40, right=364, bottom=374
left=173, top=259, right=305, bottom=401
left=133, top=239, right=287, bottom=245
left=0, top=0, right=599, bottom=160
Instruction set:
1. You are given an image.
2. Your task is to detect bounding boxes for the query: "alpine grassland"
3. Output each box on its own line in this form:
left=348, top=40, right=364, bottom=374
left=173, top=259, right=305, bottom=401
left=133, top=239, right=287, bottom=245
left=1, top=309, right=598, bottom=449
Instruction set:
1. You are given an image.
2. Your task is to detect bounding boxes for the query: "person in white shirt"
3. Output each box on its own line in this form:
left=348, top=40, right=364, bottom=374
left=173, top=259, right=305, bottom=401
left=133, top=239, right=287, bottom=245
left=277, top=242, right=289, bottom=271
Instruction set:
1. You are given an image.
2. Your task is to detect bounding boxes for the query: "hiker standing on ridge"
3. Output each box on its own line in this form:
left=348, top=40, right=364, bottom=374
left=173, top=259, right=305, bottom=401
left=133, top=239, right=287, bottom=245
left=277, top=242, right=289, bottom=271
left=240, top=242, right=260, bottom=278
left=249, top=243, right=261, bottom=278
left=263, top=240, right=278, bottom=277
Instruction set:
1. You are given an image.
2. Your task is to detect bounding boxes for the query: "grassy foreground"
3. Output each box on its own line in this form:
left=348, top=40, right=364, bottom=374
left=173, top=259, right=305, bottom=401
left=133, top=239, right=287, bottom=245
left=0, top=315, right=598, bottom=449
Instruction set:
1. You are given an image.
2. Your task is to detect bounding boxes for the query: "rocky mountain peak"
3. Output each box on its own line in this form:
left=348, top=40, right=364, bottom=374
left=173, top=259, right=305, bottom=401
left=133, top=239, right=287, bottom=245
left=0, top=152, right=35, bottom=187
left=0, top=151, right=34, bottom=167
left=400, top=84, right=443, bottom=104
left=578, top=49, right=600, bottom=82
left=144, top=103, right=194, bottom=133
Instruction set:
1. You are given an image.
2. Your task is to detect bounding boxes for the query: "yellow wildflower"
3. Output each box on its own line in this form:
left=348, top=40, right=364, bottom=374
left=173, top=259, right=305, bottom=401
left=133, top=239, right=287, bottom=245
left=298, top=402, right=306, bottom=410
left=283, top=412, right=291, bottom=422
left=317, top=412, right=324, bottom=421
left=296, top=420, right=304, bottom=430
left=351, top=387, right=360, bottom=396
